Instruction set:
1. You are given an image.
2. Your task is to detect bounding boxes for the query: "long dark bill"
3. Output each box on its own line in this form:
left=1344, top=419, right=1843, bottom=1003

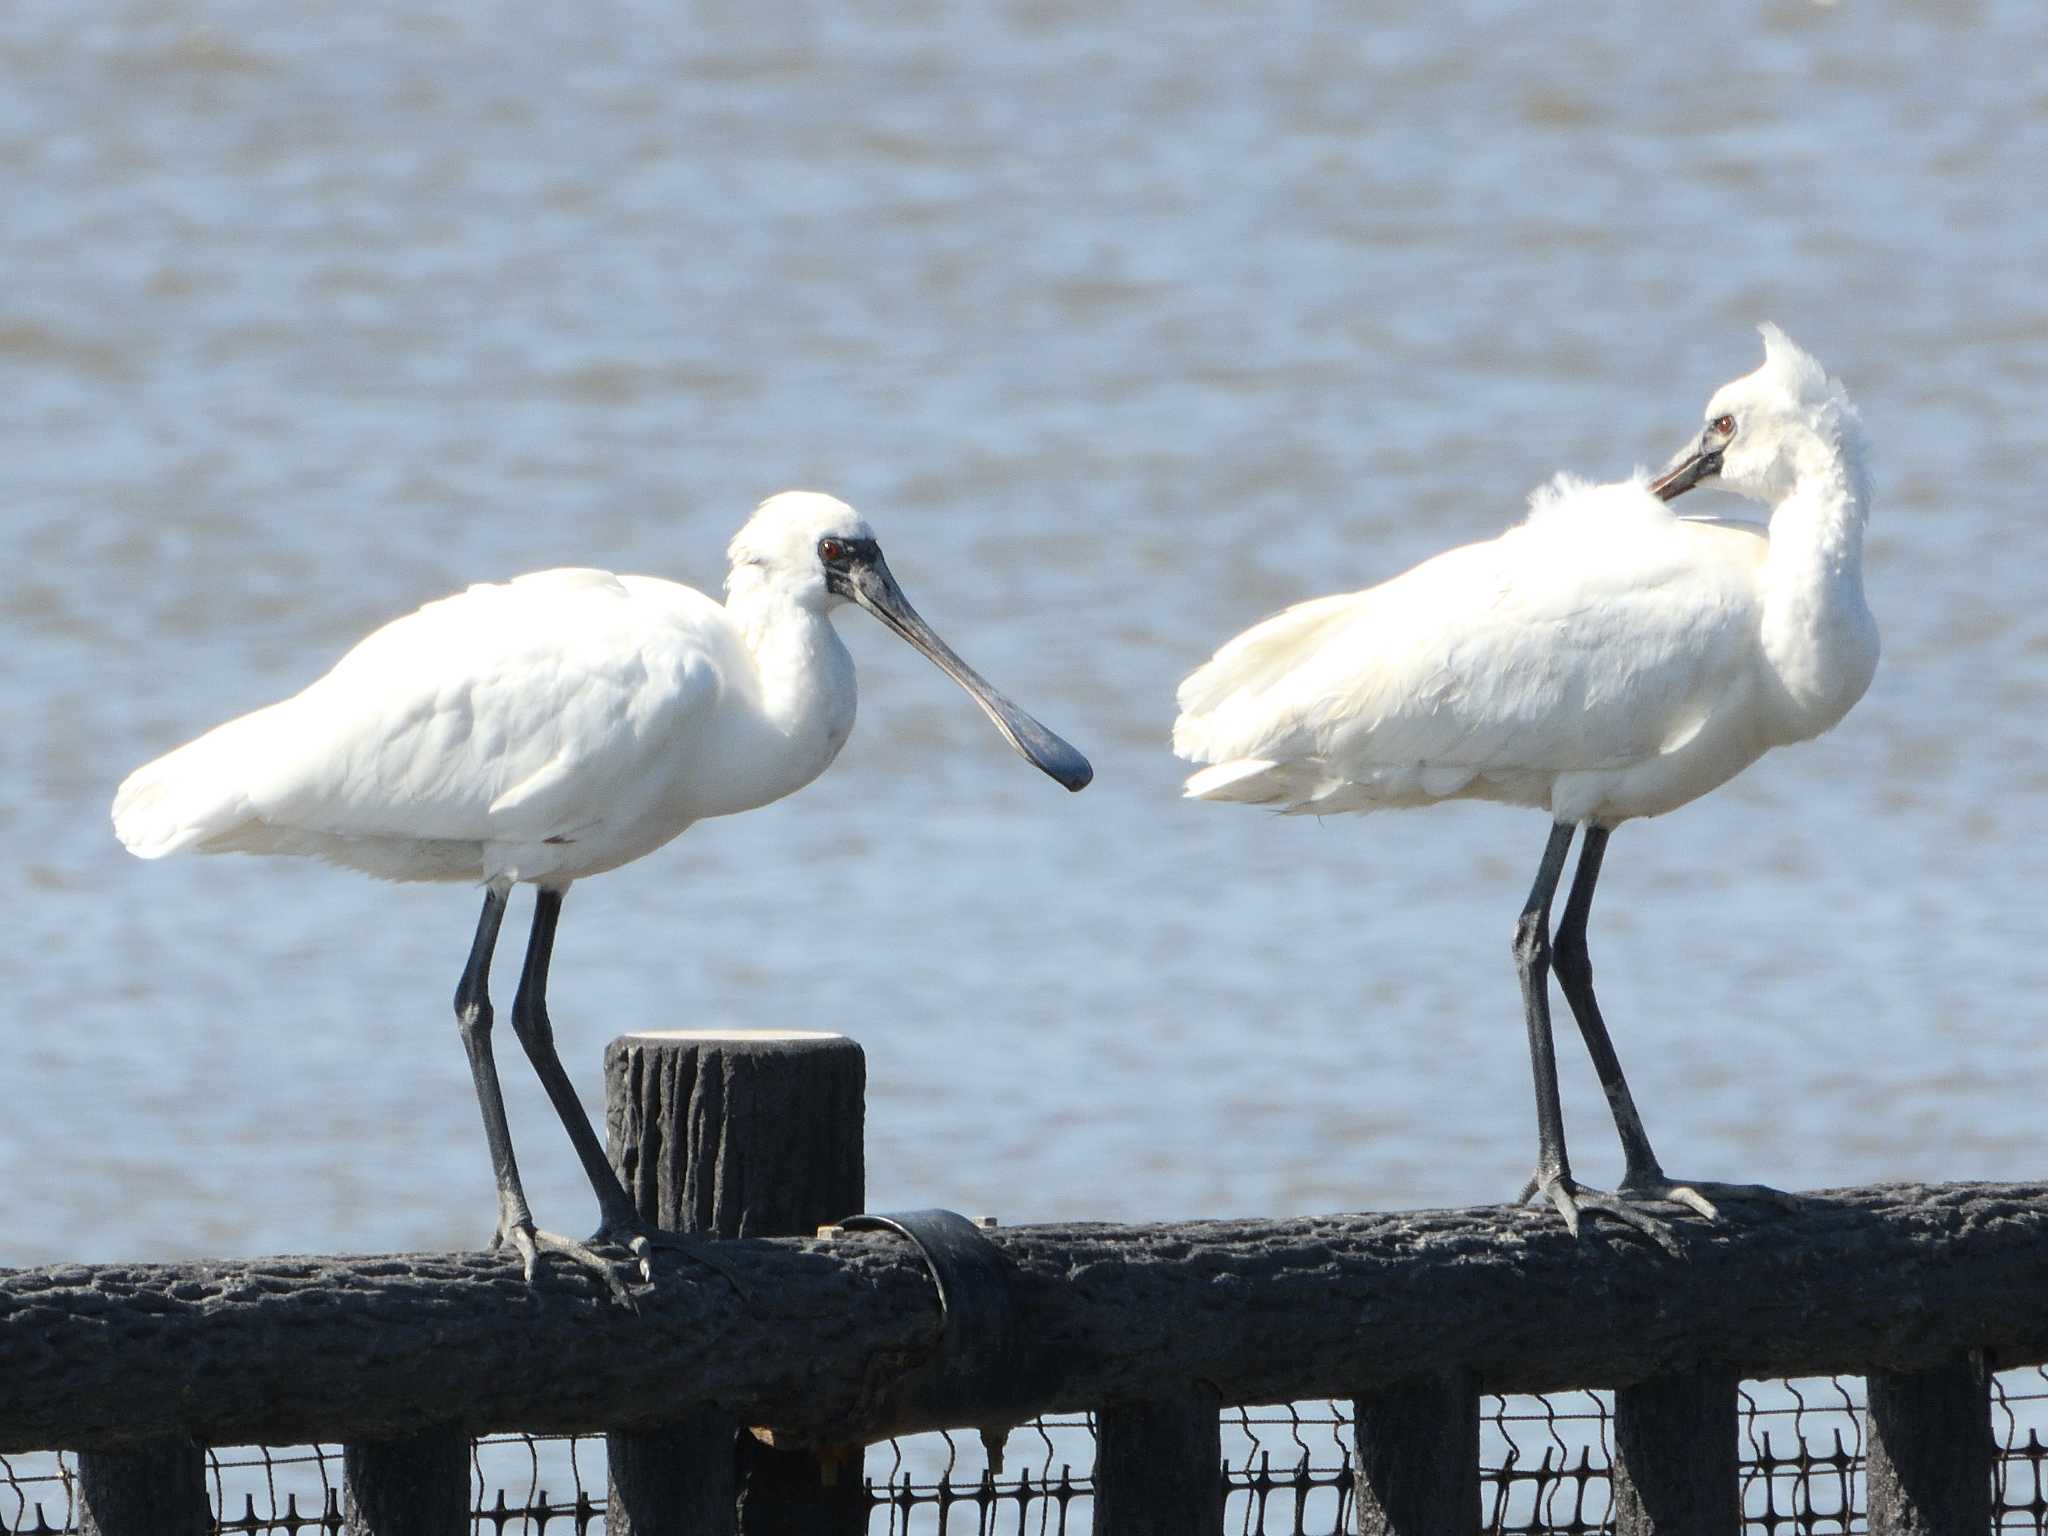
left=847, top=555, right=1093, bottom=792
left=1648, top=438, right=1723, bottom=503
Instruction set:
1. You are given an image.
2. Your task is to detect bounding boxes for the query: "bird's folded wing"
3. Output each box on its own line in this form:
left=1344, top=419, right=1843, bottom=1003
left=236, top=573, right=727, bottom=846
left=1174, top=515, right=1763, bottom=784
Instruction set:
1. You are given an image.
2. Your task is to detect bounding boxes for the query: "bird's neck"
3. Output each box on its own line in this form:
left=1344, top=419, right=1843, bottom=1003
left=724, top=577, right=858, bottom=776
left=1760, top=435, right=1878, bottom=735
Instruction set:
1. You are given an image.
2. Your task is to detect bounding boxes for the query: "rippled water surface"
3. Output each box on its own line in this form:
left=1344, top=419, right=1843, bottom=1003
left=2, top=1, right=2044, bottom=1265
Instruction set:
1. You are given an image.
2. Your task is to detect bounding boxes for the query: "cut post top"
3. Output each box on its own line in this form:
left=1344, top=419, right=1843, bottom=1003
left=616, top=1029, right=847, bottom=1043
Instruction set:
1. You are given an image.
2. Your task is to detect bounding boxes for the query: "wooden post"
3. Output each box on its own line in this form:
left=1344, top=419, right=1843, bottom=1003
left=77, top=1437, right=209, bottom=1536
left=1095, top=1382, right=1224, bottom=1536
left=603, top=1030, right=866, bottom=1536
left=1866, top=1354, right=1990, bottom=1535
left=1351, top=1374, right=1479, bottom=1536
left=604, top=1412, right=737, bottom=1536
left=1610, top=1368, right=1738, bottom=1535
left=341, top=1431, right=470, bottom=1536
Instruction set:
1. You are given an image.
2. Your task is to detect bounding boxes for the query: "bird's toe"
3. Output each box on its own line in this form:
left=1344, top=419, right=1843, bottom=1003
left=493, top=1223, right=644, bottom=1305
left=594, top=1222, right=748, bottom=1298
left=1529, top=1172, right=1684, bottom=1256
left=500, top=1224, right=543, bottom=1284
left=1617, top=1173, right=1796, bottom=1221
left=1666, top=1184, right=1721, bottom=1221
left=1572, top=1191, right=1685, bottom=1257
left=1525, top=1170, right=1584, bottom=1236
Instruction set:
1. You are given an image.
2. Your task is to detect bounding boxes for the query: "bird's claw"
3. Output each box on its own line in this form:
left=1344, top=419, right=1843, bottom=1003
left=579, top=1226, right=655, bottom=1284
left=603, top=1224, right=750, bottom=1299
left=492, top=1221, right=641, bottom=1307
left=485, top=1215, right=746, bottom=1305
left=1521, top=1170, right=1685, bottom=1257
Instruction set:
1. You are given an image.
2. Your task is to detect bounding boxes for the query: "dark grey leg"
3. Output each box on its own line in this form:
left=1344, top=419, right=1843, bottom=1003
left=501, top=889, right=746, bottom=1299
left=1514, top=824, right=1679, bottom=1253
left=452, top=885, right=537, bottom=1246
left=510, top=888, right=643, bottom=1236
left=510, top=888, right=753, bottom=1300
left=1513, top=823, right=1578, bottom=1202
left=1553, top=827, right=1793, bottom=1222
left=442, top=885, right=632, bottom=1300
left=1551, top=828, right=1666, bottom=1178
left=440, top=886, right=636, bottom=1302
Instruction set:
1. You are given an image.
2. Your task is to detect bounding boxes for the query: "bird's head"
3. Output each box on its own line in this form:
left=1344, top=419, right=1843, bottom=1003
left=727, top=490, right=878, bottom=611
left=725, top=490, right=1093, bottom=792
left=1650, top=325, right=1865, bottom=509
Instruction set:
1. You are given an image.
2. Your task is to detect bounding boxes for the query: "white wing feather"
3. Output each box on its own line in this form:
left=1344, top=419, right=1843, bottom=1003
left=1173, top=477, right=1768, bottom=813
left=114, top=570, right=730, bottom=862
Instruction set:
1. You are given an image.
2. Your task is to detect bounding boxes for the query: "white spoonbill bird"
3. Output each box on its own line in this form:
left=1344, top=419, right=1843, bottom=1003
left=114, top=491, right=1092, bottom=1292
left=1173, top=327, right=1876, bottom=1245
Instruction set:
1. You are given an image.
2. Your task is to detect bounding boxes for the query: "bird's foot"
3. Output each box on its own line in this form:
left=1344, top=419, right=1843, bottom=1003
left=491, top=1220, right=641, bottom=1307
left=1518, top=1169, right=1685, bottom=1257
left=589, top=1219, right=751, bottom=1300
left=1616, top=1171, right=1799, bottom=1223
left=486, top=1213, right=748, bottom=1303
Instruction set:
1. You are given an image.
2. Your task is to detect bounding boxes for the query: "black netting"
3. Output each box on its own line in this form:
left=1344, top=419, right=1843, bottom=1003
left=6, top=1367, right=2045, bottom=1534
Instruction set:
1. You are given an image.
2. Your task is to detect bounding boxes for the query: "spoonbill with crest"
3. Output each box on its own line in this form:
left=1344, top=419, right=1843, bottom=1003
left=114, top=491, right=1092, bottom=1292
left=1173, top=327, right=1876, bottom=1245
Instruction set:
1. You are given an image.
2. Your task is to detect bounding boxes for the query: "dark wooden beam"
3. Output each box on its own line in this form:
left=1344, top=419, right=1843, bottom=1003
left=5, top=1182, right=2047, bottom=1455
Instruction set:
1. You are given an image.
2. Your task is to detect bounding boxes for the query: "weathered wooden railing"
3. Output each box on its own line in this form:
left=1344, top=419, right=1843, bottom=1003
left=2, top=1031, right=2043, bottom=1535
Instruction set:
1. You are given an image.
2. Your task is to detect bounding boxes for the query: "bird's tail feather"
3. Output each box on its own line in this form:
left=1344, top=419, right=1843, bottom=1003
left=1183, top=757, right=1295, bottom=805
left=1184, top=755, right=1402, bottom=815
left=111, top=706, right=282, bottom=858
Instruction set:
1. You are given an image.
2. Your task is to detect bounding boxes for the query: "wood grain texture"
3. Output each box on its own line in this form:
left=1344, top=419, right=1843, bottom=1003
left=1352, top=1375, right=1478, bottom=1536
left=1865, top=1354, right=1990, bottom=1535
left=1095, top=1382, right=1223, bottom=1536
left=1610, top=1367, right=1738, bottom=1535
left=603, top=1032, right=867, bottom=1536
left=606, top=1412, right=738, bottom=1536
left=604, top=1033, right=865, bottom=1239
left=342, top=1431, right=470, bottom=1536
left=77, top=1437, right=209, bottom=1536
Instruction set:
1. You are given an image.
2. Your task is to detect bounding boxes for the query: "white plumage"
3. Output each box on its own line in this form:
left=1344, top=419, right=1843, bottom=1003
left=114, top=490, right=1090, bottom=1292
left=1178, top=475, right=1780, bottom=822
left=1174, top=326, right=1877, bottom=1242
left=117, top=567, right=823, bottom=884
left=1176, top=367, right=1875, bottom=825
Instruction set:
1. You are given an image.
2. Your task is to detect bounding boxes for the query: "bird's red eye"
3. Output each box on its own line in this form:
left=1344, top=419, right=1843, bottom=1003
left=818, top=538, right=845, bottom=563
left=1711, top=414, right=1735, bottom=437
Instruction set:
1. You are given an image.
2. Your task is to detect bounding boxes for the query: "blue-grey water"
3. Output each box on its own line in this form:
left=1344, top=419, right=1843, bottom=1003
left=2, top=1, right=2044, bottom=1273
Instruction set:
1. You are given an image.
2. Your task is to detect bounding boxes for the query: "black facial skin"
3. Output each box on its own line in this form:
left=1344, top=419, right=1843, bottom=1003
left=819, top=536, right=880, bottom=596
left=1649, top=416, right=1735, bottom=504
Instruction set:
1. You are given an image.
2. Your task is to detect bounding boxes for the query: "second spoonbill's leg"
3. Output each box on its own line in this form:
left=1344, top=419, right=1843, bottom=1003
left=1512, top=823, right=1679, bottom=1253
left=1551, top=827, right=1793, bottom=1221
